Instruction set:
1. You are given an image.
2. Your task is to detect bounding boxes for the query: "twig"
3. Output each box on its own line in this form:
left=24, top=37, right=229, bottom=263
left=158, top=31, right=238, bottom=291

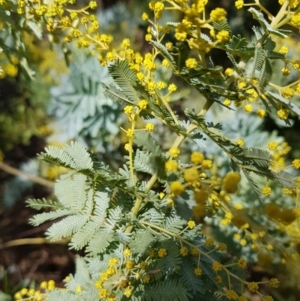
left=0, top=237, right=69, bottom=249
left=0, top=162, right=54, bottom=188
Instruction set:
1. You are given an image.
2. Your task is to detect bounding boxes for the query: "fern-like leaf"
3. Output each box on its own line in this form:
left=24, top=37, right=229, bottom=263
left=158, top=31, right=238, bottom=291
left=242, top=170, right=263, bottom=201
left=200, top=33, right=212, bottom=43
left=102, top=83, right=135, bottom=105
left=154, top=239, right=182, bottom=271
left=64, top=141, right=93, bottom=171
left=106, top=206, right=124, bottom=228
left=143, top=279, right=189, bottom=301
left=39, top=142, right=93, bottom=172
left=113, top=228, right=131, bottom=244
left=150, top=40, right=177, bottom=70
left=46, top=214, right=89, bottom=241
left=47, top=290, right=78, bottom=301
left=259, top=59, right=273, bottom=88
left=240, top=147, right=272, bottom=168
left=130, top=229, right=154, bottom=254
left=164, top=214, right=186, bottom=234
left=26, top=198, right=60, bottom=210
left=39, top=146, right=76, bottom=169
left=142, top=208, right=164, bottom=226
left=86, top=229, right=114, bottom=255
left=249, top=8, right=293, bottom=37
left=180, top=258, right=204, bottom=295
left=267, top=91, right=300, bottom=119
left=55, top=173, right=88, bottom=210
left=133, top=150, right=153, bottom=174
left=69, top=220, right=99, bottom=250
left=253, top=47, right=265, bottom=72
left=134, top=132, right=162, bottom=156
left=269, top=169, right=296, bottom=188
left=29, top=209, right=74, bottom=226
left=108, top=60, right=143, bottom=103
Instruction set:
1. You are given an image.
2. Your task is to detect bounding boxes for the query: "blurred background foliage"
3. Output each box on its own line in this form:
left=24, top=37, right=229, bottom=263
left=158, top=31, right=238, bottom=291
left=0, top=0, right=300, bottom=300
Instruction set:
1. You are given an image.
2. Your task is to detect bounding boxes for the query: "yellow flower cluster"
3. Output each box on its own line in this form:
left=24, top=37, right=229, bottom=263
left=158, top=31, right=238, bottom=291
left=235, top=0, right=244, bottom=9
left=212, top=261, right=222, bottom=272
left=279, top=45, right=289, bottom=55
left=210, top=8, right=227, bottom=22
left=292, top=159, right=300, bottom=169
left=268, top=141, right=278, bottom=150
left=264, top=203, right=297, bottom=225
left=262, top=186, right=272, bottom=196
left=185, top=58, right=198, bottom=69
left=168, top=151, right=228, bottom=220
left=225, top=289, right=238, bottom=300
left=94, top=251, right=159, bottom=300
left=216, top=30, right=230, bottom=43
left=149, top=1, right=165, bottom=19
left=0, top=53, right=19, bottom=79
left=14, top=288, right=44, bottom=301
left=222, top=172, right=241, bottom=194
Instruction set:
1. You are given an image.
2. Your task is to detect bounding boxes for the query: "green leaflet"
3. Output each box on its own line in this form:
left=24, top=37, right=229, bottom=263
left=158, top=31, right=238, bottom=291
left=263, top=36, right=276, bottom=52
left=86, top=257, right=109, bottom=277
left=259, top=58, right=273, bottom=88
left=102, top=83, right=135, bottom=105
left=249, top=7, right=293, bottom=38
left=29, top=209, right=76, bottom=227
left=113, top=228, right=131, bottom=244
left=142, top=208, right=165, bottom=226
left=107, top=206, right=124, bottom=227
left=143, top=279, right=190, bottom=301
left=64, top=141, right=94, bottom=171
left=39, top=141, right=94, bottom=172
left=134, top=131, right=162, bottom=156
left=180, top=258, right=204, bottom=295
left=47, top=290, right=79, bottom=301
left=50, top=55, right=119, bottom=140
left=70, top=256, right=90, bottom=284
left=39, top=145, right=77, bottom=170
left=69, top=220, right=102, bottom=250
left=252, top=46, right=265, bottom=72
left=154, top=239, right=182, bottom=272
left=227, top=35, right=248, bottom=51
left=85, top=230, right=114, bottom=255
left=164, top=211, right=186, bottom=234
left=26, top=198, right=60, bottom=210
left=253, top=167, right=296, bottom=189
left=108, top=60, right=150, bottom=103
left=212, top=20, right=231, bottom=33
left=226, top=52, right=239, bottom=69
left=46, top=214, right=90, bottom=241
left=200, top=32, right=212, bottom=43
left=54, top=173, right=88, bottom=210
left=239, top=147, right=272, bottom=169
left=267, top=91, right=300, bottom=119
left=150, top=40, right=177, bottom=70
left=28, top=145, right=121, bottom=251
left=133, top=149, right=154, bottom=174
left=130, top=228, right=155, bottom=254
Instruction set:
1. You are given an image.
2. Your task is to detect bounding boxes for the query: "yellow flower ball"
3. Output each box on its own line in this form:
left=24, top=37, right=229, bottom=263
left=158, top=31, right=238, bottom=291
left=223, top=172, right=241, bottom=194
left=184, top=167, right=199, bottom=183
left=202, top=159, right=213, bottom=170
left=194, top=190, right=208, bottom=204
left=264, top=203, right=281, bottom=220
left=170, top=181, right=184, bottom=195
left=191, top=151, right=204, bottom=164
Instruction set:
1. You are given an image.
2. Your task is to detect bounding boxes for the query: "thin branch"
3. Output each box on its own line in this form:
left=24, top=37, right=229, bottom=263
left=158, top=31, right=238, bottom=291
left=0, top=162, right=54, bottom=188
left=0, top=237, right=68, bottom=249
